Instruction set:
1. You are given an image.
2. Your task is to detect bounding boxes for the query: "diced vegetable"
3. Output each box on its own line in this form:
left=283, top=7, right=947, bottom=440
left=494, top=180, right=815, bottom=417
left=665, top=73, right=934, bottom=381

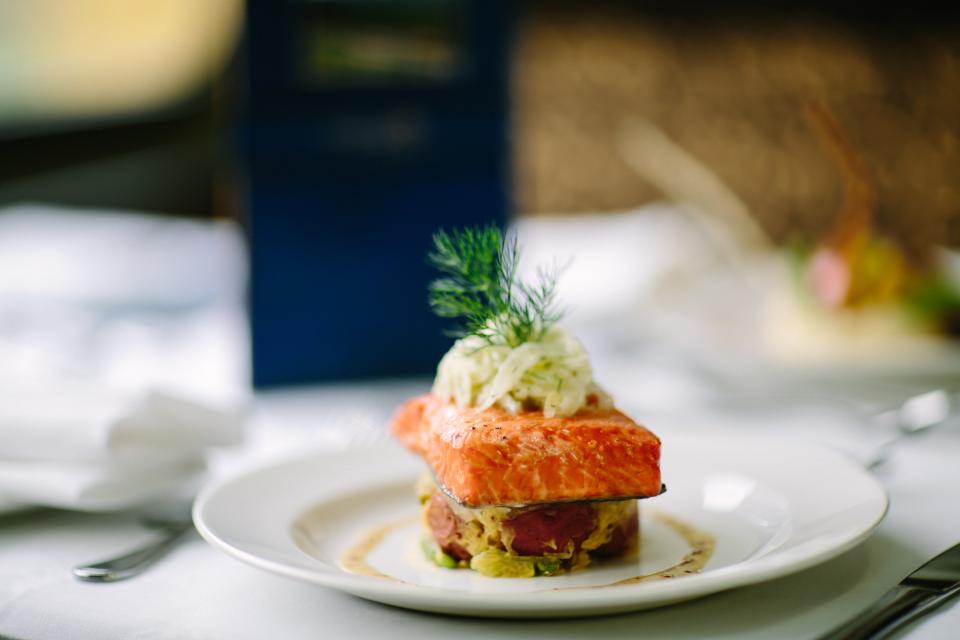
left=535, top=558, right=561, bottom=576
left=420, top=537, right=457, bottom=569
left=469, top=550, right=536, bottom=578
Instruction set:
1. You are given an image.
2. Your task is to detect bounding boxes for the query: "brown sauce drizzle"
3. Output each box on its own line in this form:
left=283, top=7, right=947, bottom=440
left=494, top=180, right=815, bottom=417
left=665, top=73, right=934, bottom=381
left=338, top=509, right=715, bottom=588
left=570, top=510, right=716, bottom=589
left=340, top=515, right=419, bottom=579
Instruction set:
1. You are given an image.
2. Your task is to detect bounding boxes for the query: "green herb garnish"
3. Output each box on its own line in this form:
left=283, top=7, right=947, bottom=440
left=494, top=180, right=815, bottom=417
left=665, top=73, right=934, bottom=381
left=428, top=225, right=564, bottom=347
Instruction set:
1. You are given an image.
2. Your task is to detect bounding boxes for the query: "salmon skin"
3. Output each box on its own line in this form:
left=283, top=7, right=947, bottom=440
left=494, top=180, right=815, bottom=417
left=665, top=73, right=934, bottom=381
left=390, top=394, right=662, bottom=508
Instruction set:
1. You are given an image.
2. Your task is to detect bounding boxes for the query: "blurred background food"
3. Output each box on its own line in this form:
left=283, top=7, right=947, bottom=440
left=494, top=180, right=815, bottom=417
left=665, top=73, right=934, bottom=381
left=1, top=0, right=959, bottom=390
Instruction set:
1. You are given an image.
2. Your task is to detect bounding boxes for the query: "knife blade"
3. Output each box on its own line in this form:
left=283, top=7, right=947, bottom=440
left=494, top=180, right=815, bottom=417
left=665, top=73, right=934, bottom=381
left=819, top=541, right=960, bottom=640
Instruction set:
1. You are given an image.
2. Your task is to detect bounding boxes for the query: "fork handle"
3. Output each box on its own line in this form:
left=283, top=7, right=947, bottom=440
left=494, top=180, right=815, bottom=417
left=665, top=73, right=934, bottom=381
left=73, top=525, right=190, bottom=583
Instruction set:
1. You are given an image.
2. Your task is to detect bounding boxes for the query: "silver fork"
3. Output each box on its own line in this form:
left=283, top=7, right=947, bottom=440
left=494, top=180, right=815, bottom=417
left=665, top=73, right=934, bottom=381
left=73, top=500, right=194, bottom=582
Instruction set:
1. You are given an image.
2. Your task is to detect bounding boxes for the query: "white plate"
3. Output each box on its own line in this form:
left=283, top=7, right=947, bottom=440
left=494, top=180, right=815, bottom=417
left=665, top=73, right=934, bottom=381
left=193, top=435, right=887, bottom=618
left=644, top=252, right=960, bottom=402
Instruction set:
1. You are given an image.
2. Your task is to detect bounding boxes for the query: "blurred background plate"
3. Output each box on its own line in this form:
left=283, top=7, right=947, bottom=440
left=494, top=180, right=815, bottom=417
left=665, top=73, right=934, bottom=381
left=641, top=251, right=960, bottom=404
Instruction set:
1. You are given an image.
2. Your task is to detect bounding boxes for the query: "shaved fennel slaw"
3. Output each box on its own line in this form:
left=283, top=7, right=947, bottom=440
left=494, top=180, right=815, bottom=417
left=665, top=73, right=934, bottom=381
left=432, top=325, right=609, bottom=418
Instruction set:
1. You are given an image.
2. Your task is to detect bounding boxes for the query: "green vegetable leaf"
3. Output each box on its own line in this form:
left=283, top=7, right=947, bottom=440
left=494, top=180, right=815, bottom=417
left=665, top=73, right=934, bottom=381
left=428, top=225, right=565, bottom=347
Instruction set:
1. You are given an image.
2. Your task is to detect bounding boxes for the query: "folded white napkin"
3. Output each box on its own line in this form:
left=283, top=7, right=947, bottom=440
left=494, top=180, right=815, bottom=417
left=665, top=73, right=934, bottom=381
left=0, top=385, right=245, bottom=512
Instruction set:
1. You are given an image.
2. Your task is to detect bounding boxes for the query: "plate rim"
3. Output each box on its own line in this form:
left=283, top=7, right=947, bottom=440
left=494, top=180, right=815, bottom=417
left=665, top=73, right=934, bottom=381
left=193, top=435, right=889, bottom=615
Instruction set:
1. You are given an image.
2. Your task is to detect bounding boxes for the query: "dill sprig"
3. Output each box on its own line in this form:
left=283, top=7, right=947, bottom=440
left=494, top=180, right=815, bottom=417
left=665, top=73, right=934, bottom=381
left=428, top=225, right=565, bottom=347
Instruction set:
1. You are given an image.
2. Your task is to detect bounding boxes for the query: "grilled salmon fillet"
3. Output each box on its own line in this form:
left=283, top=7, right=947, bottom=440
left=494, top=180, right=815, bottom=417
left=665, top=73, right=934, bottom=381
left=390, top=394, right=661, bottom=508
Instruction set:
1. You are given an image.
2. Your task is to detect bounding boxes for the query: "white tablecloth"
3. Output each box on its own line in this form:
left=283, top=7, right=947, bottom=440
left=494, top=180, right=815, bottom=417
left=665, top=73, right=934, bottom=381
left=2, top=379, right=959, bottom=640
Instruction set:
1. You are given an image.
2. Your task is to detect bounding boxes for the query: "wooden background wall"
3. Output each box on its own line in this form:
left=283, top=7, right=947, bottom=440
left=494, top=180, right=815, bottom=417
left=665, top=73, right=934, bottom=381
left=511, top=3, right=960, bottom=248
